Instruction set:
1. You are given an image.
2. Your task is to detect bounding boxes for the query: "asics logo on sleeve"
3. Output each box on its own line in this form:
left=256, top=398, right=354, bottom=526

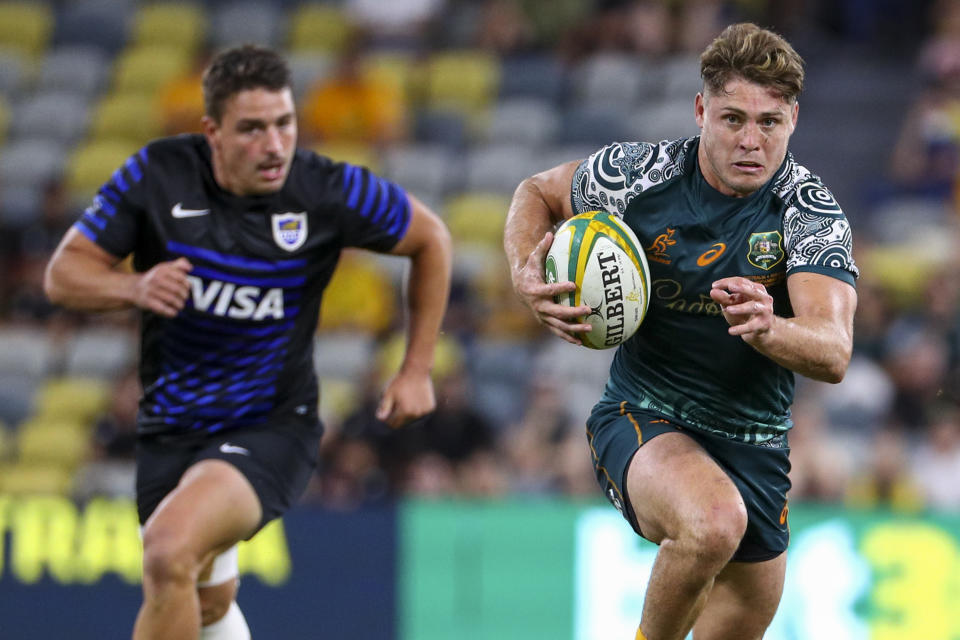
left=219, top=443, right=251, bottom=456
left=172, top=203, right=210, bottom=218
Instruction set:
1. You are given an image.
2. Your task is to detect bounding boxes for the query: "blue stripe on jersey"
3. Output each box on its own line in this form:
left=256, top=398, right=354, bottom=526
left=101, top=186, right=121, bottom=203
left=371, top=177, right=391, bottom=222
left=341, top=164, right=412, bottom=239
left=189, top=265, right=305, bottom=288
left=164, top=336, right=289, bottom=364
left=166, top=326, right=290, bottom=353
left=345, top=164, right=363, bottom=208
left=167, top=241, right=307, bottom=271
left=95, top=195, right=116, bottom=216
left=385, top=196, right=411, bottom=237
left=125, top=155, right=143, bottom=182
left=81, top=207, right=107, bottom=230
left=360, top=174, right=381, bottom=217
left=75, top=221, right=97, bottom=243
left=111, top=167, right=130, bottom=193
left=177, top=314, right=295, bottom=337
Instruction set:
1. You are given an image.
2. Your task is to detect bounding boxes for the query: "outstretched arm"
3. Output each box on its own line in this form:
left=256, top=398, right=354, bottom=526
left=377, top=194, right=453, bottom=428
left=710, top=272, right=857, bottom=383
left=503, top=160, right=594, bottom=345
left=44, top=228, right=192, bottom=317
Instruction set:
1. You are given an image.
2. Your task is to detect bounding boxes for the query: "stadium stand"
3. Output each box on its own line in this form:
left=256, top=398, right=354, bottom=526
left=0, top=0, right=952, bottom=517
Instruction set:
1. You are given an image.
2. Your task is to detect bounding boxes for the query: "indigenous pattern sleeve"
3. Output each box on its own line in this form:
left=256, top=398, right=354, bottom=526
left=773, top=161, right=859, bottom=286
left=571, top=138, right=695, bottom=216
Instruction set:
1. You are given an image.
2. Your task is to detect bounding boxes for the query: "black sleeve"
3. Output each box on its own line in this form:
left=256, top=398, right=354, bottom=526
left=72, top=146, right=150, bottom=259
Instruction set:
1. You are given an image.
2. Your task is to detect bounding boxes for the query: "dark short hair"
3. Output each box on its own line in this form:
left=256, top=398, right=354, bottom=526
left=700, top=23, right=804, bottom=103
left=202, top=45, right=292, bottom=122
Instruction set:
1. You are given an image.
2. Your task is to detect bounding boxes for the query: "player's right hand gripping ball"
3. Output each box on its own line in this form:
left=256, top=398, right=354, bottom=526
left=544, top=211, right=650, bottom=349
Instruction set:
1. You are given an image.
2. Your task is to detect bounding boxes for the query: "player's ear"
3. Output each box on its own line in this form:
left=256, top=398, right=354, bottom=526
left=694, top=92, right=706, bottom=128
left=201, top=115, right=219, bottom=147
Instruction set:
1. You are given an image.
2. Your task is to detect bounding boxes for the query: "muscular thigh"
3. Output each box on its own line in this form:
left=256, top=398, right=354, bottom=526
left=586, top=401, right=742, bottom=543
left=626, top=430, right=742, bottom=544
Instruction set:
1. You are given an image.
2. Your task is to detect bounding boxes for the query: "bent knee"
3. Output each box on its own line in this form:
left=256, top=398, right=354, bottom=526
left=676, top=501, right=748, bottom=562
left=141, top=530, right=203, bottom=586
left=199, top=579, right=238, bottom=626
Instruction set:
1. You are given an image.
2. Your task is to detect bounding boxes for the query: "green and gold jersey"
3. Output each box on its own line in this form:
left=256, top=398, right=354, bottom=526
left=571, top=137, right=858, bottom=443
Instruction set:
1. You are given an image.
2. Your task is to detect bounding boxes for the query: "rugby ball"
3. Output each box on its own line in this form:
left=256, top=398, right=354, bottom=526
left=544, top=211, right=650, bottom=349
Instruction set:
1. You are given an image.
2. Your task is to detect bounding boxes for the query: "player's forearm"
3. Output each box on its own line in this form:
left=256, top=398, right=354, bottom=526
left=504, top=178, right=560, bottom=283
left=44, top=241, right=137, bottom=311
left=399, top=221, right=452, bottom=375
left=747, top=315, right=853, bottom=383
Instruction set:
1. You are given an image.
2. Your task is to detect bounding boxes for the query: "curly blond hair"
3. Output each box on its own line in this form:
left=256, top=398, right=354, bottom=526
left=700, top=23, right=805, bottom=102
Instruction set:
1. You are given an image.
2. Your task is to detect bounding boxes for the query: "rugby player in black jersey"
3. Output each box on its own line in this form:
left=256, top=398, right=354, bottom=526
left=44, top=45, right=452, bottom=640
left=504, top=24, right=858, bottom=640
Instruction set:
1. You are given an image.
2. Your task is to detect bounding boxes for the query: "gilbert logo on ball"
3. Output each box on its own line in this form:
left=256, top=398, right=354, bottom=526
left=545, top=211, right=650, bottom=349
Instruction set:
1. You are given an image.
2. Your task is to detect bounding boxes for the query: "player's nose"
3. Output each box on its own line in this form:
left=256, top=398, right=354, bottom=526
left=738, top=122, right=762, bottom=150
left=263, top=125, right=284, bottom=154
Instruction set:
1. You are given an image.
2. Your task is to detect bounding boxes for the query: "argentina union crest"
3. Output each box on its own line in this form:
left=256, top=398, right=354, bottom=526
left=747, top=231, right=784, bottom=270
left=271, top=212, right=308, bottom=251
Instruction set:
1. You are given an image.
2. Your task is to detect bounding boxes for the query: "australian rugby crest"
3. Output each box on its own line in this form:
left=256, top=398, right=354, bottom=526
left=747, top=231, right=784, bottom=270
left=271, top=212, right=307, bottom=251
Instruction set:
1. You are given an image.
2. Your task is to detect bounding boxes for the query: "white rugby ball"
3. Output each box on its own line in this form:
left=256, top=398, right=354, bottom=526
left=544, top=211, right=650, bottom=349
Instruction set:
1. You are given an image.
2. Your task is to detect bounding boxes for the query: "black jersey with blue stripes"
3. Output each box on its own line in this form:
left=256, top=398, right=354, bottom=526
left=74, top=134, right=411, bottom=437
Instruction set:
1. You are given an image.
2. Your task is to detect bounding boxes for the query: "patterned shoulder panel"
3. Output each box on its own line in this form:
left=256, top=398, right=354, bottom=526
left=774, top=154, right=859, bottom=278
left=571, top=137, right=694, bottom=216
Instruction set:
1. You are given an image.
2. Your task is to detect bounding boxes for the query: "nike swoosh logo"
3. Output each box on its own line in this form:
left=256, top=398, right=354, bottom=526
left=219, top=443, right=250, bottom=456
left=172, top=202, right=210, bottom=218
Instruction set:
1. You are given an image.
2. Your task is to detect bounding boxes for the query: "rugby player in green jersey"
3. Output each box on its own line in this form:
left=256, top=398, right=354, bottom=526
left=504, top=23, right=858, bottom=640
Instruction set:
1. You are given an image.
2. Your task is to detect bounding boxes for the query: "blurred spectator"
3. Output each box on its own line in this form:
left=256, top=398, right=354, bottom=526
left=850, top=279, right=895, bottom=360
left=912, top=402, right=960, bottom=510
left=846, top=427, right=925, bottom=511
left=788, top=398, right=854, bottom=502
left=501, top=378, right=574, bottom=494
left=300, top=39, right=408, bottom=146
left=553, top=430, right=598, bottom=496
left=72, top=367, right=140, bottom=500
left=345, top=0, right=447, bottom=49
left=156, top=51, right=209, bottom=136
left=11, top=178, right=74, bottom=258
left=882, top=320, right=951, bottom=430
left=475, top=0, right=536, bottom=54
left=888, top=0, right=960, bottom=198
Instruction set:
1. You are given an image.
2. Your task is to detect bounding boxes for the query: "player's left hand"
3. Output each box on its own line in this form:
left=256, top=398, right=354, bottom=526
left=376, top=369, right=436, bottom=429
left=710, top=276, right=774, bottom=340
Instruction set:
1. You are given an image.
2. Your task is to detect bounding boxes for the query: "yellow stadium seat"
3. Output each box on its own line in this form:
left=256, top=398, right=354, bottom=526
left=34, top=377, right=111, bottom=424
left=66, top=139, right=141, bottom=201
left=425, top=50, right=500, bottom=117
left=376, top=331, right=463, bottom=385
left=445, top=192, right=511, bottom=248
left=0, top=462, right=73, bottom=495
left=16, top=419, right=91, bottom=469
left=90, top=92, right=162, bottom=147
left=0, top=95, right=9, bottom=145
left=132, top=2, right=207, bottom=51
left=360, top=51, right=418, bottom=99
left=287, top=4, right=356, bottom=54
left=0, top=420, right=10, bottom=460
left=312, top=141, right=380, bottom=173
left=318, top=251, right=395, bottom=333
left=0, top=1, right=53, bottom=58
left=113, top=45, right=192, bottom=94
